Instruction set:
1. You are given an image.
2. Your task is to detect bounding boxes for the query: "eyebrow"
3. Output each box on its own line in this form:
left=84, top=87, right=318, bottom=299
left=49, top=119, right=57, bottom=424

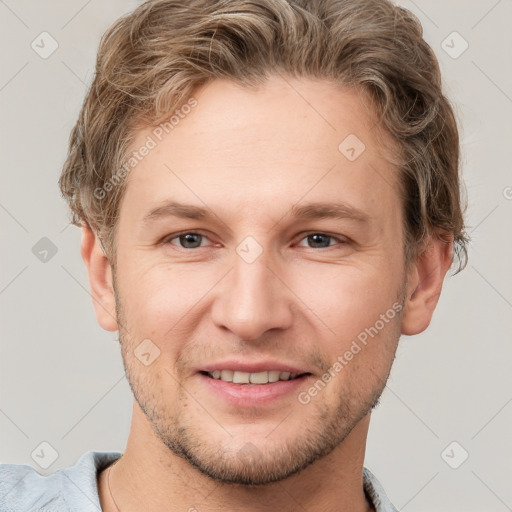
left=143, top=202, right=209, bottom=223
left=141, top=200, right=371, bottom=225
left=289, top=202, right=370, bottom=224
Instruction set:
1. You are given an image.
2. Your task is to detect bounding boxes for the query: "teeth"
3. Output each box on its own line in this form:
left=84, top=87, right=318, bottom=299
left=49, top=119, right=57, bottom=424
left=208, top=370, right=303, bottom=384
left=268, top=370, right=280, bottom=383
left=249, top=371, right=268, bottom=384
left=220, top=370, right=234, bottom=382
left=233, top=371, right=250, bottom=384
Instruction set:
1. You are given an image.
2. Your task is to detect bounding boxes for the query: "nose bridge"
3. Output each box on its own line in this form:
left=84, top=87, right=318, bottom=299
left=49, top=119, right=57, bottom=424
left=212, top=238, right=293, bottom=340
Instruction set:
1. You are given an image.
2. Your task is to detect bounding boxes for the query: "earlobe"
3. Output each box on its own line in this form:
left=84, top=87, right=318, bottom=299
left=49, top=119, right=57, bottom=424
left=80, top=223, right=119, bottom=332
left=401, top=235, right=453, bottom=336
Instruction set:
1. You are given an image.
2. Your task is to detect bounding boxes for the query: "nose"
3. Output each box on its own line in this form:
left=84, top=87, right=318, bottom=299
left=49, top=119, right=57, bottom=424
left=210, top=245, right=294, bottom=341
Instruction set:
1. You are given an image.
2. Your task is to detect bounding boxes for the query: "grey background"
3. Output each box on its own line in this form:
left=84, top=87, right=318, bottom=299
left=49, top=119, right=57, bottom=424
left=1, top=1, right=511, bottom=510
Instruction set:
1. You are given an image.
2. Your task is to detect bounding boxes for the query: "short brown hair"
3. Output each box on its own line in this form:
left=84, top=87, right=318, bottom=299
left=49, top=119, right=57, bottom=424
left=59, top=0, right=468, bottom=272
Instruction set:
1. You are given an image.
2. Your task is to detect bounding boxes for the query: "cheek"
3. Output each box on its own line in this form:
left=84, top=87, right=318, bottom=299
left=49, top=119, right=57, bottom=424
left=116, top=261, right=216, bottom=338
left=117, top=247, right=403, bottom=350
left=291, top=262, right=401, bottom=338
left=311, top=307, right=401, bottom=409
left=289, top=261, right=404, bottom=391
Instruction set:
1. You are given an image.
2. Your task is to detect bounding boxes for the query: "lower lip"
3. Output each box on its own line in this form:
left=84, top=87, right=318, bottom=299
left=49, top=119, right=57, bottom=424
left=199, top=373, right=310, bottom=408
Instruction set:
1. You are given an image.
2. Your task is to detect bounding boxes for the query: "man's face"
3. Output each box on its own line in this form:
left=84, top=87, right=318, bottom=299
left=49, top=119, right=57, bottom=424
left=112, top=76, right=407, bottom=485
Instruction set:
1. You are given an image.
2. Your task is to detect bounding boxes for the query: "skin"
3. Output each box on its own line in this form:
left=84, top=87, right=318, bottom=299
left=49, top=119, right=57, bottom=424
left=82, top=75, right=453, bottom=511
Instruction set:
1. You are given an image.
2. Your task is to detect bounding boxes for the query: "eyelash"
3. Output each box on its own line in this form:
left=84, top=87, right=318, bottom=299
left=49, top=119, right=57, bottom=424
left=162, top=231, right=347, bottom=250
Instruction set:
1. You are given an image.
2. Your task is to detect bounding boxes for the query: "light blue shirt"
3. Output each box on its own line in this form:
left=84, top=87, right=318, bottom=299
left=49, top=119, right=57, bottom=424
left=0, top=451, right=398, bottom=511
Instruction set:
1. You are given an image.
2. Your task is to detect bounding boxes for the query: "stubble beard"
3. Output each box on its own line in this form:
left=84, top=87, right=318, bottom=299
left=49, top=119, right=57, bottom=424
left=113, top=275, right=405, bottom=486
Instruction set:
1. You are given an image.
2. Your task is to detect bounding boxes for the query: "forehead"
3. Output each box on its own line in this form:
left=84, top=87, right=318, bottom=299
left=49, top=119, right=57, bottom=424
left=120, top=76, right=400, bottom=228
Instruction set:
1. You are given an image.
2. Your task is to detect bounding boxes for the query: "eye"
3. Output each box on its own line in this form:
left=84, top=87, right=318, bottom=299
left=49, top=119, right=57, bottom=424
left=165, top=232, right=210, bottom=249
left=296, top=233, right=345, bottom=249
left=162, top=231, right=347, bottom=251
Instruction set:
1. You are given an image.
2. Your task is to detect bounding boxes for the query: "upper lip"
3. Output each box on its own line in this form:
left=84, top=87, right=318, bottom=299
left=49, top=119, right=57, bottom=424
left=199, top=360, right=311, bottom=374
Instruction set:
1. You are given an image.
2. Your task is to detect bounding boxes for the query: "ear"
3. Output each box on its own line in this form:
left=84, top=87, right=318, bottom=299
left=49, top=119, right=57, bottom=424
left=80, top=223, right=118, bottom=332
left=401, top=235, right=453, bottom=336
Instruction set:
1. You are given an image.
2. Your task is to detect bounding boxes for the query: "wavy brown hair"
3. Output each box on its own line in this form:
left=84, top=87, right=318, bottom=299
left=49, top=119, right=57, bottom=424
left=59, top=0, right=468, bottom=272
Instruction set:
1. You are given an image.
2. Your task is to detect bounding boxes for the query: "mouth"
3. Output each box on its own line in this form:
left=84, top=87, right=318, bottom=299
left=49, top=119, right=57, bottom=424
left=199, top=369, right=312, bottom=384
left=197, top=361, right=314, bottom=407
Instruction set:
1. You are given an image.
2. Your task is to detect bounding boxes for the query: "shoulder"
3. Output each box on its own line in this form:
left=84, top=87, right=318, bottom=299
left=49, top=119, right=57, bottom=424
left=0, top=450, right=122, bottom=512
left=363, top=467, right=399, bottom=512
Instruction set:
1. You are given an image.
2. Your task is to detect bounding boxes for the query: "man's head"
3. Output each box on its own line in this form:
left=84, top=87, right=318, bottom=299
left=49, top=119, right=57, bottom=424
left=60, top=0, right=467, bottom=486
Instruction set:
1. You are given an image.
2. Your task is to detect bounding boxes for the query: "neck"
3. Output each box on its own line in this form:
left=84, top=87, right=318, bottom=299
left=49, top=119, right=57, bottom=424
left=98, top=402, right=375, bottom=512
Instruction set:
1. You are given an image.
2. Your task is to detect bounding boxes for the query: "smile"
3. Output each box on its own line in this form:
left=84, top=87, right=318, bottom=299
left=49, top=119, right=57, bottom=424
left=202, top=370, right=309, bottom=384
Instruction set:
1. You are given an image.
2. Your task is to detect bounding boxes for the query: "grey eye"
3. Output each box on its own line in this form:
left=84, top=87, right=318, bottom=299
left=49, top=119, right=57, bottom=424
left=300, top=233, right=335, bottom=249
left=173, top=233, right=205, bottom=249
